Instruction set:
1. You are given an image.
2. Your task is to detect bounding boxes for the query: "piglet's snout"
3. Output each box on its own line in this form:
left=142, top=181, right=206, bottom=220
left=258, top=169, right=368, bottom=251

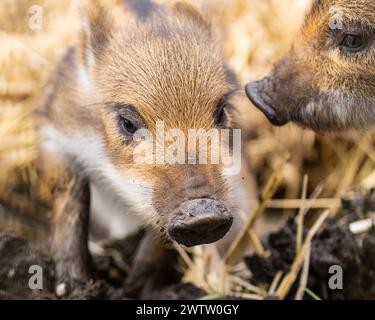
left=168, top=199, right=233, bottom=247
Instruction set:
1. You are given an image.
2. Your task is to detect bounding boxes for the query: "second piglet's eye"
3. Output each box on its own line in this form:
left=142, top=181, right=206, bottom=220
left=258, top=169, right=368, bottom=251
left=339, top=33, right=366, bottom=52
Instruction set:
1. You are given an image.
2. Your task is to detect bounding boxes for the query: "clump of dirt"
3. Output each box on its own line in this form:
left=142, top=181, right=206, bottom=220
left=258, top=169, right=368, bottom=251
left=245, top=190, right=375, bottom=300
left=0, top=232, right=55, bottom=299
left=0, top=230, right=205, bottom=300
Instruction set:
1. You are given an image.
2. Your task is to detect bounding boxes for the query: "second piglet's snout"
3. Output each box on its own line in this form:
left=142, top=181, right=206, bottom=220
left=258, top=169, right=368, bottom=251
left=168, top=198, right=233, bottom=247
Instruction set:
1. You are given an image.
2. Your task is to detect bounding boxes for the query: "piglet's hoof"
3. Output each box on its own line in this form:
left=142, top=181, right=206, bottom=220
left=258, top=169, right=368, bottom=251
left=55, top=278, right=110, bottom=299
left=55, top=282, right=68, bottom=297
left=55, top=279, right=90, bottom=299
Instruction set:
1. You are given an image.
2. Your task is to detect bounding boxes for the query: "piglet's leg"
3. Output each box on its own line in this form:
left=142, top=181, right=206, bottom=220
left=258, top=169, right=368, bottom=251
left=124, top=231, right=177, bottom=298
left=51, top=173, right=91, bottom=297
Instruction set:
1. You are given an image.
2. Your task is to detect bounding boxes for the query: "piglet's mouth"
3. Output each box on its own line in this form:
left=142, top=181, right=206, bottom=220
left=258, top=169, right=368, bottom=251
left=245, top=81, right=289, bottom=127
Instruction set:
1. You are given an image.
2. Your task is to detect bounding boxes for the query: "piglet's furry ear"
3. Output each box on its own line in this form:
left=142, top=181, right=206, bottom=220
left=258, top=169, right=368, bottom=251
left=80, top=0, right=113, bottom=68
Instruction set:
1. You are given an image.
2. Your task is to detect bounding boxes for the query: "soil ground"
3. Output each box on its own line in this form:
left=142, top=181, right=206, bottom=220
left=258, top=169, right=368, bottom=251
left=1, top=190, right=375, bottom=300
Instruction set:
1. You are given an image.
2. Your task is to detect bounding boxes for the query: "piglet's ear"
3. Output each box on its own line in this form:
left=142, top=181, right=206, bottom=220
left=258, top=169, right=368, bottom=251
left=80, top=0, right=113, bottom=68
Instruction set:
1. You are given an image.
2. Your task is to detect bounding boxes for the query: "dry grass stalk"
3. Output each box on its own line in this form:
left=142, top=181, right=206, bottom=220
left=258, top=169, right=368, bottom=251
left=247, top=228, right=268, bottom=257
left=231, top=292, right=264, bottom=300
left=267, top=198, right=341, bottom=209
left=361, top=170, right=375, bottom=189
left=296, top=175, right=308, bottom=253
left=268, top=271, right=283, bottom=296
left=295, top=243, right=311, bottom=300
left=336, top=148, right=365, bottom=195
left=352, top=133, right=375, bottom=163
left=174, top=244, right=195, bottom=270
left=230, top=275, right=268, bottom=297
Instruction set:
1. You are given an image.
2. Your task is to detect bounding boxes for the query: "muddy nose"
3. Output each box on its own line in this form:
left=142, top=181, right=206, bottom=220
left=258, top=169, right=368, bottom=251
left=245, top=81, right=289, bottom=126
left=168, top=199, right=233, bottom=247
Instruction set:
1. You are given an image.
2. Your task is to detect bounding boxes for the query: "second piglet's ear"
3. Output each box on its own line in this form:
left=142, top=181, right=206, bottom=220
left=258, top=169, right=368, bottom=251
left=80, top=1, right=113, bottom=68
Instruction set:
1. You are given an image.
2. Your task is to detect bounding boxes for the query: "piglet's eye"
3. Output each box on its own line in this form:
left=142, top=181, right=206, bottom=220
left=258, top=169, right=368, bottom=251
left=339, top=34, right=366, bottom=52
left=119, top=116, right=138, bottom=135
